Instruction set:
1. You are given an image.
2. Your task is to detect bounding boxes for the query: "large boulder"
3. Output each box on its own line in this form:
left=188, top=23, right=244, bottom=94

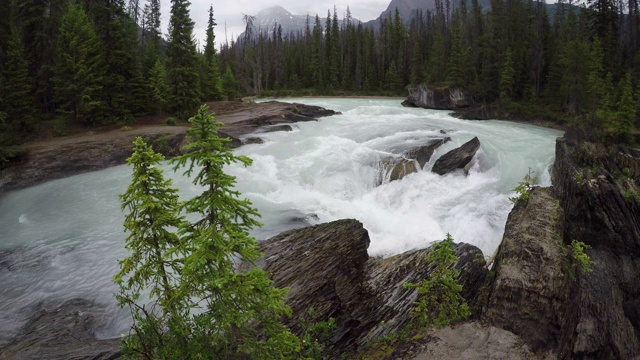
left=380, top=157, right=418, bottom=182
left=405, top=137, right=451, bottom=169
left=257, top=219, right=488, bottom=354
left=550, top=137, right=640, bottom=358
left=404, top=84, right=473, bottom=110
left=432, top=137, right=480, bottom=175
left=484, top=187, right=574, bottom=356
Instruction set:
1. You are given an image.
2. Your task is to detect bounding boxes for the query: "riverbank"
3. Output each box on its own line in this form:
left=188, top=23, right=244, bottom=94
left=0, top=101, right=338, bottom=194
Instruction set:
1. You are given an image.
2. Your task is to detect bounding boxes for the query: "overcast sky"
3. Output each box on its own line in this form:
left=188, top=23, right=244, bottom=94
left=159, top=0, right=391, bottom=49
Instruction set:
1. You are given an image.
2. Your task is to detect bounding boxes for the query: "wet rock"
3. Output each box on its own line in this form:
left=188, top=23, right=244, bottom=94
left=242, top=137, right=264, bottom=145
left=405, top=84, right=473, bottom=110
left=256, top=219, right=488, bottom=354
left=381, top=157, right=418, bottom=182
left=260, top=124, right=293, bottom=133
left=0, top=299, right=121, bottom=360
left=432, top=137, right=480, bottom=175
left=404, top=137, right=451, bottom=169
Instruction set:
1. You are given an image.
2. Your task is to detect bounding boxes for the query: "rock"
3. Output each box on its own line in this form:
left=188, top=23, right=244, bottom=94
left=550, top=137, right=640, bottom=358
left=432, top=137, right=480, bottom=175
left=405, top=84, right=473, bottom=110
left=384, top=322, right=533, bottom=360
left=484, top=187, right=572, bottom=356
left=380, top=157, right=418, bottom=182
left=242, top=137, right=264, bottom=145
left=404, top=137, right=451, bottom=169
left=256, top=219, right=488, bottom=354
left=401, top=99, right=418, bottom=108
left=260, top=124, right=293, bottom=133
left=0, top=299, right=121, bottom=360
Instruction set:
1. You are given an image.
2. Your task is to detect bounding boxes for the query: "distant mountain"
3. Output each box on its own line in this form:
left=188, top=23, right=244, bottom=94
left=239, top=6, right=358, bottom=39
left=363, top=0, right=492, bottom=27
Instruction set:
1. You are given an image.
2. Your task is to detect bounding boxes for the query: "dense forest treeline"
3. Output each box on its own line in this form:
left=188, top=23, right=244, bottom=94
left=0, top=0, right=639, bottom=151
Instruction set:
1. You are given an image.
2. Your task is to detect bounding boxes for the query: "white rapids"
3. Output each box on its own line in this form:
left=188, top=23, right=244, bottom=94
left=0, top=97, right=562, bottom=341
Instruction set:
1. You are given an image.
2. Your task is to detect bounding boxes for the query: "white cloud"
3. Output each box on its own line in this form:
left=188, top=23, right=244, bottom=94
left=159, top=0, right=391, bottom=49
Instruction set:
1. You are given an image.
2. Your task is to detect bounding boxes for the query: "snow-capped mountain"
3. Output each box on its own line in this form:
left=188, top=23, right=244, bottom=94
left=239, top=6, right=357, bottom=39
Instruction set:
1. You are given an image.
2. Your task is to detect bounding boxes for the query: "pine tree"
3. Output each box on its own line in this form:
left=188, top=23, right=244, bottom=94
left=1, top=26, right=35, bottom=139
left=222, top=65, right=237, bottom=100
left=499, top=49, right=516, bottom=102
left=149, top=60, right=169, bottom=112
left=611, top=73, right=635, bottom=143
left=89, top=1, right=141, bottom=123
left=53, top=2, right=104, bottom=125
left=166, top=0, right=201, bottom=119
left=169, top=106, right=300, bottom=357
left=446, top=14, right=465, bottom=86
left=115, top=137, right=186, bottom=359
left=201, top=6, right=222, bottom=101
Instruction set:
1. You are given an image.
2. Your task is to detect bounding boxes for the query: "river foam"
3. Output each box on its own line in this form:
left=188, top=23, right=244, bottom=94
left=0, top=98, right=562, bottom=340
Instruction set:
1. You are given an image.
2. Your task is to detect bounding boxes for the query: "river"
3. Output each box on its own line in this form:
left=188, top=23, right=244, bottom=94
left=0, top=98, right=562, bottom=342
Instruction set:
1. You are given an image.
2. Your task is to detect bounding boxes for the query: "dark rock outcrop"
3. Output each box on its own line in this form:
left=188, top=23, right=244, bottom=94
left=0, top=299, right=121, bottom=360
left=405, top=137, right=451, bottom=169
left=551, top=138, right=640, bottom=359
left=484, top=187, right=573, bottom=356
left=405, top=84, right=473, bottom=110
left=257, top=219, right=488, bottom=353
left=483, top=137, right=640, bottom=359
left=432, top=137, right=480, bottom=175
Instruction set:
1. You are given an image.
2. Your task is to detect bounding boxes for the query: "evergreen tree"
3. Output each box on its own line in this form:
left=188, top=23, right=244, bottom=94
left=166, top=0, right=201, bottom=119
left=1, top=26, right=35, bottom=140
left=611, top=73, right=635, bottom=143
left=169, top=106, right=300, bottom=357
left=222, top=65, right=237, bottom=100
left=201, top=6, right=222, bottom=101
left=149, top=60, right=169, bottom=112
left=446, top=14, right=465, bottom=86
left=115, top=137, right=186, bottom=359
left=53, top=2, right=104, bottom=125
left=499, top=49, right=516, bottom=102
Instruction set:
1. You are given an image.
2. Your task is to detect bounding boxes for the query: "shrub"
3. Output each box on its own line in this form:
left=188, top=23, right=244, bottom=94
left=403, top=233, right=471, bottom=327
left=510, top=167, right=535, bottom=204
left=165, top=117, right=177, bottom=126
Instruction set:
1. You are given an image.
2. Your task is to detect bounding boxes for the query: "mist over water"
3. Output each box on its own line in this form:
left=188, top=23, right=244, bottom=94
left=0, top=98, right=562, bottom=341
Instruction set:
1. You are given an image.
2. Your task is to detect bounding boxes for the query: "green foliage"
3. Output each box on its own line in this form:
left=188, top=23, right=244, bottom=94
left=53, top=2, right=104, bottom=125
left=148, top=60, right=169, bottom=112
left=299, top=309, right=337, bottom=360
left=115, top=137, right=186, bottom=359
left=222, top=65, right=238, bottom=101
left=403, top=233, right=471, bottom=328
left=166, top=0, right=201, bottom=119
left=623, top=189, right=640, bottom=203
left=499, top=49, right=515, bottom=102
left=1, top=26, right=35, bottom=141
left=569, top=239, right=593, bottom=277
left=165, top=117, right=177, bottom=126
left=116, top=106, right=300, bottom=359
left=509, top=168, right=535, bottom=204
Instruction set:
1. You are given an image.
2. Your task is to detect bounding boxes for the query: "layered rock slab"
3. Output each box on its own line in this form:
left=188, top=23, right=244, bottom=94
left=432, top=137, right=480, bottom=175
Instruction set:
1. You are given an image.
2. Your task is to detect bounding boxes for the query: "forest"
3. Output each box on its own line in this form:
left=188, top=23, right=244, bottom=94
left=0, top=0, right=639, bottom=151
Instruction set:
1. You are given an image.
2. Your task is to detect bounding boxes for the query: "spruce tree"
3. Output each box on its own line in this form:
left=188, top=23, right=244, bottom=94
left=115, top=137, right=186, bottom=359
left=53, top=2, right=104, bottom=125
left=201, top=6, right=222, bottom=101
left=170, top=105, right=300, bottom=357
left=149, top=60, right=169, bottom=113
left=612, top=73, right=635, bottom=143
left=499, top=49, right=516, bottom=102
left=166, top=0, right=201, bottom=119
left=222, top=65, right=237, bottom=100
left=1, top=26, right=35, bottom=139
